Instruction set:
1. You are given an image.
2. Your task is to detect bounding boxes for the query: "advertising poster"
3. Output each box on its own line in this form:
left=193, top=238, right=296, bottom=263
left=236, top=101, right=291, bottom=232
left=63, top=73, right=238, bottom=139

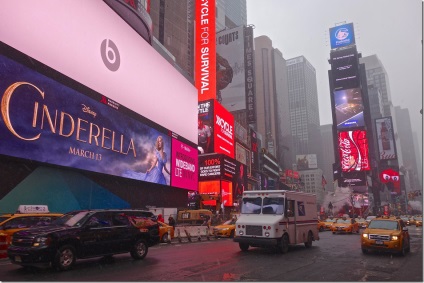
left=216, top=26, right=245, bottom=112
left=213, top=100, right=235, bottom=158
left=375, top=117, right=397, bottom=160
left=330, top=46, right=359, bottom=90
left=0, top=47, right=197, bottom=190
left=329, top=23, right=355, bottom=49
left=338, top=130, right=371, bottom=172
left=198, top=100, right=214, bottom=154
left=334, top=88, right=365, bottom=129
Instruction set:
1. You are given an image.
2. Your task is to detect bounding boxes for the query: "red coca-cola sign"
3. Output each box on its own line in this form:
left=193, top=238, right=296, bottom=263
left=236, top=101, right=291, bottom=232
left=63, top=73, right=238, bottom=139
left=338, top=130, right=370, bottom=172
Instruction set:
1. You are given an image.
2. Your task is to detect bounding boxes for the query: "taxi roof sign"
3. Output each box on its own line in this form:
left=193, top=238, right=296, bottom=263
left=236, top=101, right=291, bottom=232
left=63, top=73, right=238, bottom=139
left=17, top=205, right=49, bottom=214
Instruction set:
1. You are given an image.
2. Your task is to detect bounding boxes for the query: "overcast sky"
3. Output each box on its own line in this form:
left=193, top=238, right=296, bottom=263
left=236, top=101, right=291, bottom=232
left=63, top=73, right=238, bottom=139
left=246, top=0, right=422, bottom=152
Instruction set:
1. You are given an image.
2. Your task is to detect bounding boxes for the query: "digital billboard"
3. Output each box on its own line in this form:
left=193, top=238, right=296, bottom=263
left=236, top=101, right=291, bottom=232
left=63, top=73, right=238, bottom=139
left=198, top=99, right=234, bottom=158
left=330, top=46, right=359, bottom=90
left=375, top=117, right=397, bottom=160
left=338, top=130, right=371, bottom=172
left=296, top=154, right=318, bottom=170
left=0, top=43, right=198, bottom=190
left=329, top=23, right=355, bottom=49
left=334, top=88, right=365, bottom=129
left=0, top=1, right=198, bottom=144
left=195, top=0, right=216, bottom=102
left=216, top=26, right=245, bottom=112
left=340, top=171, right=367, bottom=188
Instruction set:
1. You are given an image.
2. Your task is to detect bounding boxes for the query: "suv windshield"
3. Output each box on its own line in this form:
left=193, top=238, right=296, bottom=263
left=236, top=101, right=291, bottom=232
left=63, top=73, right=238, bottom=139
left=51, top=211, right=92, bottom=227
left=368, top=220, right=399, bottom=230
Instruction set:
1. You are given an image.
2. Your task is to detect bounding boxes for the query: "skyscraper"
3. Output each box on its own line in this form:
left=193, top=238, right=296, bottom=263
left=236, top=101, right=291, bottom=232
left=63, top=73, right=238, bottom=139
left=286, top=56, right=322, bottom=170
left=320, top=124, right=335, bottom=192
left=253, top=36, right=290, bottom=168
left=216, top=0, right=247, bottom=31
left=359, top=55, right=392, bottom=117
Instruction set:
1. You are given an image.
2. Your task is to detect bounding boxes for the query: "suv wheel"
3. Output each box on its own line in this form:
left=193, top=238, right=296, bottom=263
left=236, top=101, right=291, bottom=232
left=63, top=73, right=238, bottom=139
left=53, top=245, right=76, bottom=271
left=130, top=239, right=148, bottom=260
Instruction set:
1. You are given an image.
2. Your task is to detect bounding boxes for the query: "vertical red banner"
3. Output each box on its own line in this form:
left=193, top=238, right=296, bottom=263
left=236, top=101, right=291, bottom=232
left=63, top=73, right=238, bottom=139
left=195, top=0, right=216, bottom=101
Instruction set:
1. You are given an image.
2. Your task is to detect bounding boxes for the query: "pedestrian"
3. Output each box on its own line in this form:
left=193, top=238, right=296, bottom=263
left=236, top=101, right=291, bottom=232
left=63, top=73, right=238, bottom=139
left=157, top=214, right=164, bottom=223
left=168, top=215, right=176, bottom=229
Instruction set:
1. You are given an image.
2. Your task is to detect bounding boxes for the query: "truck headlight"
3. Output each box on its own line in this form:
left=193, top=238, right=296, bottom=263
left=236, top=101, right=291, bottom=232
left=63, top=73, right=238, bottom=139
left=265, top=232, right=270, bottom=237
left=33, top=236, right=51, bottom=247
left=362, top=233, right=368, bottom=239
left=391, top=235, right=399, bottom=241
left=239, top=231, right=244, bottom=236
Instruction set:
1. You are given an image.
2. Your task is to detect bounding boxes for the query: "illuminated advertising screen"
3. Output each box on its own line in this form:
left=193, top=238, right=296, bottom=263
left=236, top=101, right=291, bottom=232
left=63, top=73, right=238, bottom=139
left=375, top=117, right=397, bottom=160
left=329, top=23, right=355, bottom=49
left=340, top=171, right=367, bottom=188
left=0, top=43, right=198, bottom=190
left=213, top=100, right=235, bottom=158
left=330, top=46, right=359, bottom=90
left=195, top=0, right=216, bottom=102
left=338, top=130, right=371, bottom=172
left=198, top=100, right=214, bottom=154
left=334, top=88, right=365, bottom=129
left=198, top=153, right=247, bottom=202
left=171, top=138, right=198, bottom=190
left=1, top=2, right=198, bottom=144
left=216, top=26, right=246, bottom=112
left=250, top=128, right=259, bottom=170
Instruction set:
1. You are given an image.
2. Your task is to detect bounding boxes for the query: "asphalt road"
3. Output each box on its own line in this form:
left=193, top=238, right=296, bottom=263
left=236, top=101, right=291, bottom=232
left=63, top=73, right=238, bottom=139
left=0, top=226, right=422, bottom=281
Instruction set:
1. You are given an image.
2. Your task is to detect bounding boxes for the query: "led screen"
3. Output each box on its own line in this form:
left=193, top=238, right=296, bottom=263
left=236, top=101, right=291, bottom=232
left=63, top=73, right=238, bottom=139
left=0, top=44, right=198, bottom=190
left=330, top=46, right=359, bottom=90
left=334, top=88, right=365, bottom=129
left=329, top=23, right=356, bottom=49
left=338, top=130, right=370, bottom=172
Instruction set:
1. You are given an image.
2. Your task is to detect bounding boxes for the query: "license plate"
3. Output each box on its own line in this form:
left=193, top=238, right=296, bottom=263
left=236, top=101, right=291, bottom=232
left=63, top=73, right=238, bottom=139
left=338, top=227, right=341, bottom=230
left=15, top=256, right=21, bottom=262
left=376, top=240, right=383, bottom=245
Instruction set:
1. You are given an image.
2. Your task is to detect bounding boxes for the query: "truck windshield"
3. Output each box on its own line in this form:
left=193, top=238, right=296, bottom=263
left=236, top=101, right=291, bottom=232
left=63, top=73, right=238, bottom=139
left=241, top=197, right=262, bottom=214
left=241, top=197, right=284, bottom=215
left=263, top=197, right=284, bottom=214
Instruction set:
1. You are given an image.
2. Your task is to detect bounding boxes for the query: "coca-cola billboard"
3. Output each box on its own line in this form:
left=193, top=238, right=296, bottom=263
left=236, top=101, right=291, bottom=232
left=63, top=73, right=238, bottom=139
left=338, top=130, right=370, bottom=172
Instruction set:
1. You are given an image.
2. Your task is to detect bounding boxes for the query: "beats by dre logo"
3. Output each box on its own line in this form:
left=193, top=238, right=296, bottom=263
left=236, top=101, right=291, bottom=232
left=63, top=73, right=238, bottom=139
left=100, top=39, right=120, bottom=72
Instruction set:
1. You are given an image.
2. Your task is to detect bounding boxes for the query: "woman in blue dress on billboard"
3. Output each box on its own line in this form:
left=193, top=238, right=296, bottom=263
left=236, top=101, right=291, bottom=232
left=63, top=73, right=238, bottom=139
left=122, top=136, right=170, bottom=185
left=144, top=135, right=170, bottom=184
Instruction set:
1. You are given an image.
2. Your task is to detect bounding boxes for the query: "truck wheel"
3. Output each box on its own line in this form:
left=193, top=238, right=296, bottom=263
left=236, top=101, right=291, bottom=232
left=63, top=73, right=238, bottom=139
left=278, top=234, right=289, bottom=254
left=304, top=231, right=313, bottom=248
left=239, top=243, right=249, bottom=252
left=130, top=239, right=148, bottom=260
left=53, top=245, right=76, bottom=271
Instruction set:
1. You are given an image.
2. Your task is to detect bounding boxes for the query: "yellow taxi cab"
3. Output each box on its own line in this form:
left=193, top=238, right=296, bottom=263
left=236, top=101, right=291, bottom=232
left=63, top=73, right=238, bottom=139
left=213, top=218, right=237, bottom=238
left=317, top=220, right=326, bottom=232
left=408, top=216, right=416, bottom=226
left=0, top=205, right=62, bottom=238
left=157, top=221, right=175, bottom=242
left=331, top=217, right=359, bottom=234
left=355, top=217, right=367, bottom=229
left=415, top=216, right=422, bottom=227
left=321, top=217, right=337, bottom=230
left=361, top=216, right=410, bottom=256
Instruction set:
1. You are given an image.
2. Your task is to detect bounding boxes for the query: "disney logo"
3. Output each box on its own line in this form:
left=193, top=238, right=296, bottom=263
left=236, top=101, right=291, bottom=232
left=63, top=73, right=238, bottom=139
left=81, top=104, right=97, bottom=118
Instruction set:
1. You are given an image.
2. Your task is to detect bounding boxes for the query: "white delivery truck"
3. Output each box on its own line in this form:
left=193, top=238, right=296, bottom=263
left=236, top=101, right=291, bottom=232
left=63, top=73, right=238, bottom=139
left=233, top=190, right=319, bottom=253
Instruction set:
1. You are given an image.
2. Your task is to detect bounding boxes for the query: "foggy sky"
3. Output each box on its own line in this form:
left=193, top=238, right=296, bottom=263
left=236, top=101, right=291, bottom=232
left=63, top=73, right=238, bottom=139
left=246, top=0, right=422, bottom=156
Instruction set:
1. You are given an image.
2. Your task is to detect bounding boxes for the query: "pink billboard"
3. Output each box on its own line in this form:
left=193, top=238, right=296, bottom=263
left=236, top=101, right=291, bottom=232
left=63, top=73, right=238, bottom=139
left=338, top=130, right=370, bottom=172
left=171, top=138, right=198, bottom=191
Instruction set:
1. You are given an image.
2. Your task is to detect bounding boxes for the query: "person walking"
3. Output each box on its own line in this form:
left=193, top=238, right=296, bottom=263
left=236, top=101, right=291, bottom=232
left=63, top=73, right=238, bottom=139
left=168, top=215, right=176, bottom=229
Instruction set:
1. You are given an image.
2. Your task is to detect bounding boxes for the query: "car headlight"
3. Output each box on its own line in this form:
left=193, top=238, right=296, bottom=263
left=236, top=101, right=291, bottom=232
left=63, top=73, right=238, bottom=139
left=362, top=233, right=368, bottom=238
left=391, top=235, right=399, bottom=241
left=33, top=236, right=51, bottom=247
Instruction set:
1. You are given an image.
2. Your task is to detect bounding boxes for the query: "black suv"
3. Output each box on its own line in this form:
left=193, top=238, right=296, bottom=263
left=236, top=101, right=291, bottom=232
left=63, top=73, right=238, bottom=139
left=7, top=209, right=160, bottom=271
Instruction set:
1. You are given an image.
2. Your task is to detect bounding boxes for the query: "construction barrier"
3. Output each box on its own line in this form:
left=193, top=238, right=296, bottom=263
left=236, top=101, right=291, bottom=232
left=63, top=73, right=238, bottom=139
left=0, top=234, right=9, bottom=259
